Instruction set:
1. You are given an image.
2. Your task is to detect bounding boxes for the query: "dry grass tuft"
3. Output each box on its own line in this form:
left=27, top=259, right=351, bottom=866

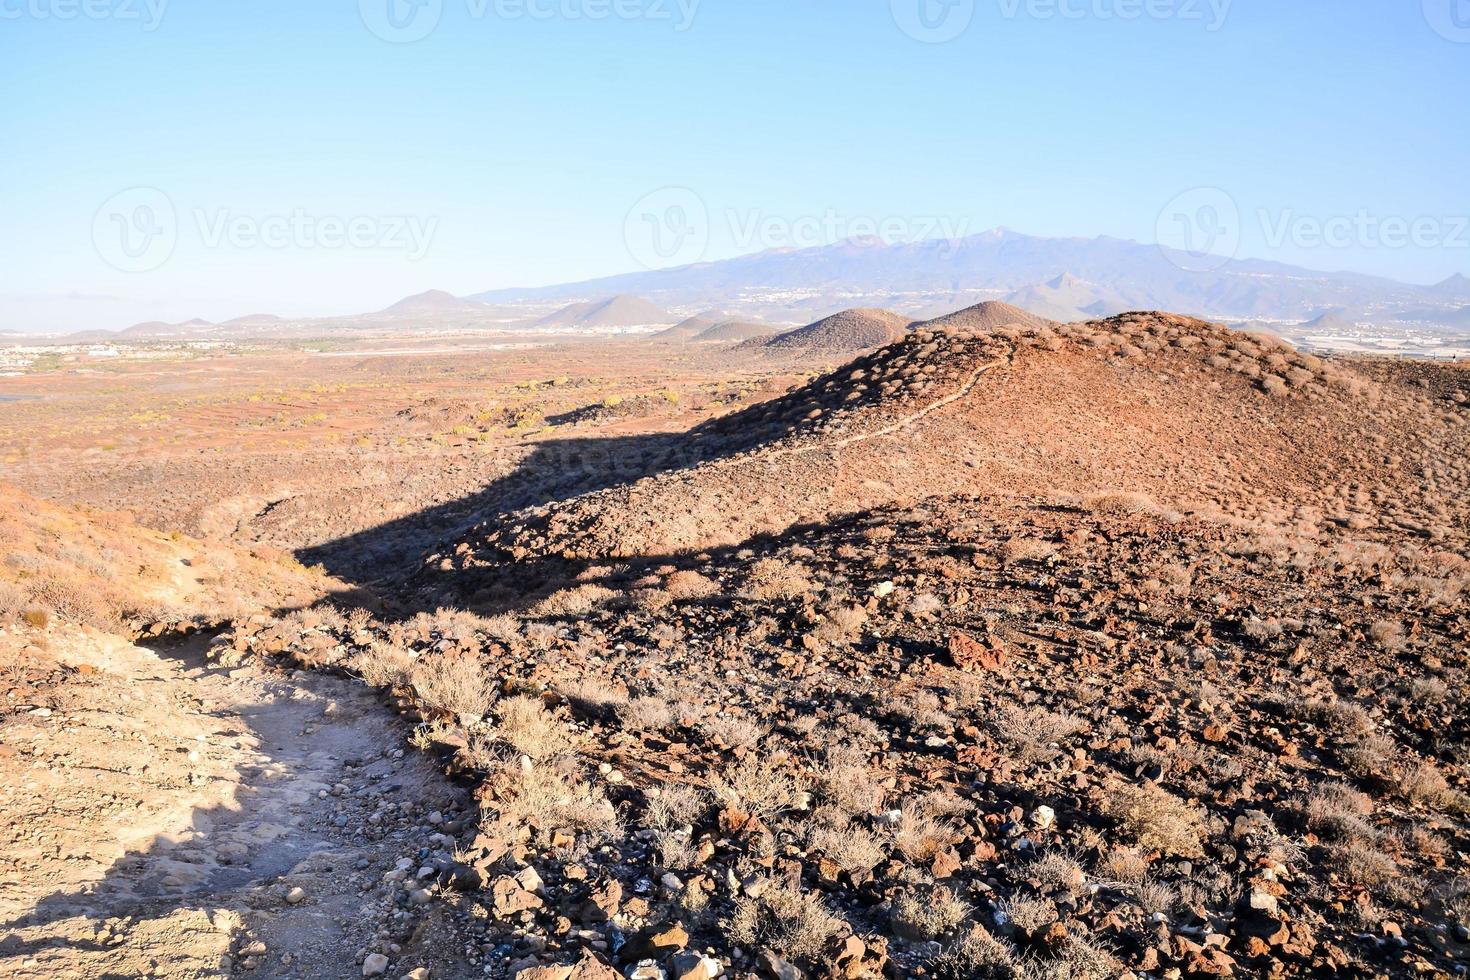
left=496, top=695, right=573, bottom=761
left=990, top=703, right=1087, bottom=763
left=892, top=882, right=970, bottom=940
left=1102, top=782, right=1205, bottom=858
left=727, top=877, right=843, bottom=967
left=1084, top=492, right=1158, bottom=516
left=711, top=754, right=799, bottom=824
left=818, top=743, right=885, bottom=815
left=410, top=651, right=498, bottom=721
left=663, top=570, right=720, bottom=601
left=351, top=640, right=414, bottom=688
left=744, top=557, right=813, bottom=601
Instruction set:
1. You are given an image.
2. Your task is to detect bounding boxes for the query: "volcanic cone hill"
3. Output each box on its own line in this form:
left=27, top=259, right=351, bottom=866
left=650, top=314, right=719, bottom=342
left=753, top=308, right=913, bottom=354
left=422, top=310, right=1470, bottom=588
left=915, top=300, right=1055, bottom=333
left=693, top=320, right=781, bottom=343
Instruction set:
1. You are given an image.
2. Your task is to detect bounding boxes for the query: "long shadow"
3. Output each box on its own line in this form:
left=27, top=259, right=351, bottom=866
left=296, top=432, right=696, bottom=589
left=0, top=631, right=442, bottom=976
left=295, top=363, right=822, bottom=593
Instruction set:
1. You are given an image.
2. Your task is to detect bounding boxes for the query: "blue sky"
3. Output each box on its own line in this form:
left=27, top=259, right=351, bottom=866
left=2, top=0, right=1467, bottom=331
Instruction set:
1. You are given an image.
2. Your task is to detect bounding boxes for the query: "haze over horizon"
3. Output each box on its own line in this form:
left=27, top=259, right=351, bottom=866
left=3, top=0, right=1468, bottom=332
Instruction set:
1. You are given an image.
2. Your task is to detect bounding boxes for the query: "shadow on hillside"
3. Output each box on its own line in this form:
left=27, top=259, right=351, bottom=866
left=295, top=429, right=731, bottom=590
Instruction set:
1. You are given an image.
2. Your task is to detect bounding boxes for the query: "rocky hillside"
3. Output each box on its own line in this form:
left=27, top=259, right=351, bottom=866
left=431, top=311, right=1468, bottom=582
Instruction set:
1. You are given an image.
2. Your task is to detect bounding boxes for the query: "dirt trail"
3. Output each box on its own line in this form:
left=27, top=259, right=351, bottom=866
left=0, top=630, right=474, bottom=980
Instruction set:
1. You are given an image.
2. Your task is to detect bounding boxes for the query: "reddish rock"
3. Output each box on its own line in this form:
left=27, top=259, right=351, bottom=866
left=949, top=631, right=1007, bottom=672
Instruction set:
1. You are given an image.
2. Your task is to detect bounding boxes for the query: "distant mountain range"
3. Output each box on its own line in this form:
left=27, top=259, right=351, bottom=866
left=470, top=229, right=1470, bottom=328
left=10, top=229, right=1469, bottom=343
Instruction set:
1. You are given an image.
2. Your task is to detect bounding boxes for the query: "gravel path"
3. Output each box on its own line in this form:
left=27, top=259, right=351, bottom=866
left=0, top=631, right=474, bottom=980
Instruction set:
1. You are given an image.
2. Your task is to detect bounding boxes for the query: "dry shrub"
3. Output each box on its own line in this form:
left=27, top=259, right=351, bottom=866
left=907, top=591, right=944, bottom=619
left=1281, top=694, right=1374, bottom=735
left=351, top=641, right=414, bottom=688
left=1302, top=782, right=1376, bottom=841
left=664, top=570, right=720, bottom=601
left=632, top=588, right=673, bottom=613
left=1368, top=619, right=1407, bottom=652
left=1329, top=839, right=1399, bottom=887
left=701, top=714, right=764, bottom=749
left=645, top=783, right=707, bottom=831
left=809, top=822, right=887, bottom=874
left=894, top=799, right=963, bottom=862
left=1135, top=880, right=1177, bottom=916
left=1000, top=537, right=1056, bottom=564
left=414, top=607, right=490, bottom=646
left=744, top=558, right=812, bottom=601
left=727, top=877, right=842, bottom=967
left=1341, top=733, right=1397, bottom=777
left=653, top=829, right=699, bottom=870
left=711, top=754, right=798, bottom=824
left=27, top=573, right=123, bottom=630
left=998, top=896, right=1054, bottom=933
left=0, top=580, right=26, bottom=619
left=1407, top=677, right=1450, bottom=704
left=811, top=604, right=867, bottom=646
left=1098, top=848, right=1148, bottom=886
left=1102, top=782, right=1205, bottom=858
left=496, top=695, right=573, bottom=761
left=410, top=651, right=498, bottom=721
left=1031, top=850, right=1087, bottom=896
left=620, top=695, right=677, bottom=732
left=932, top=927, right=1018, bottom=980
left=990, top=703, right=1087, bottom=763
left=892, top=882, right=970, bottom=940
left=481, top=751, right=618, bottom=838
left=530, top=583, right=616, bottom=617
left=476, top=613, right=522, bottom=642
left=895, top=688, right=952, bottom=731
left=818, top=743, right=885, bottom=815
left=1051, top=934, right=1124, bottom=980
left=1084, top=492, right=1158, bottom=516
left=1396, top=760, right=1466, bottom=812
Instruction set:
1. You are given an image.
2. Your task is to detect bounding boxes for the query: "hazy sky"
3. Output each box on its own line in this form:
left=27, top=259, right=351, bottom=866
left=2, top=0, right=1467, bottom=331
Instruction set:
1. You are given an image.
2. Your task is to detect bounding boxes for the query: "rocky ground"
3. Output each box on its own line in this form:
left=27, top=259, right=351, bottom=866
left=226, top=486, right=1468, bottom=979
left=2, top=309, right=1468, bottom=979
